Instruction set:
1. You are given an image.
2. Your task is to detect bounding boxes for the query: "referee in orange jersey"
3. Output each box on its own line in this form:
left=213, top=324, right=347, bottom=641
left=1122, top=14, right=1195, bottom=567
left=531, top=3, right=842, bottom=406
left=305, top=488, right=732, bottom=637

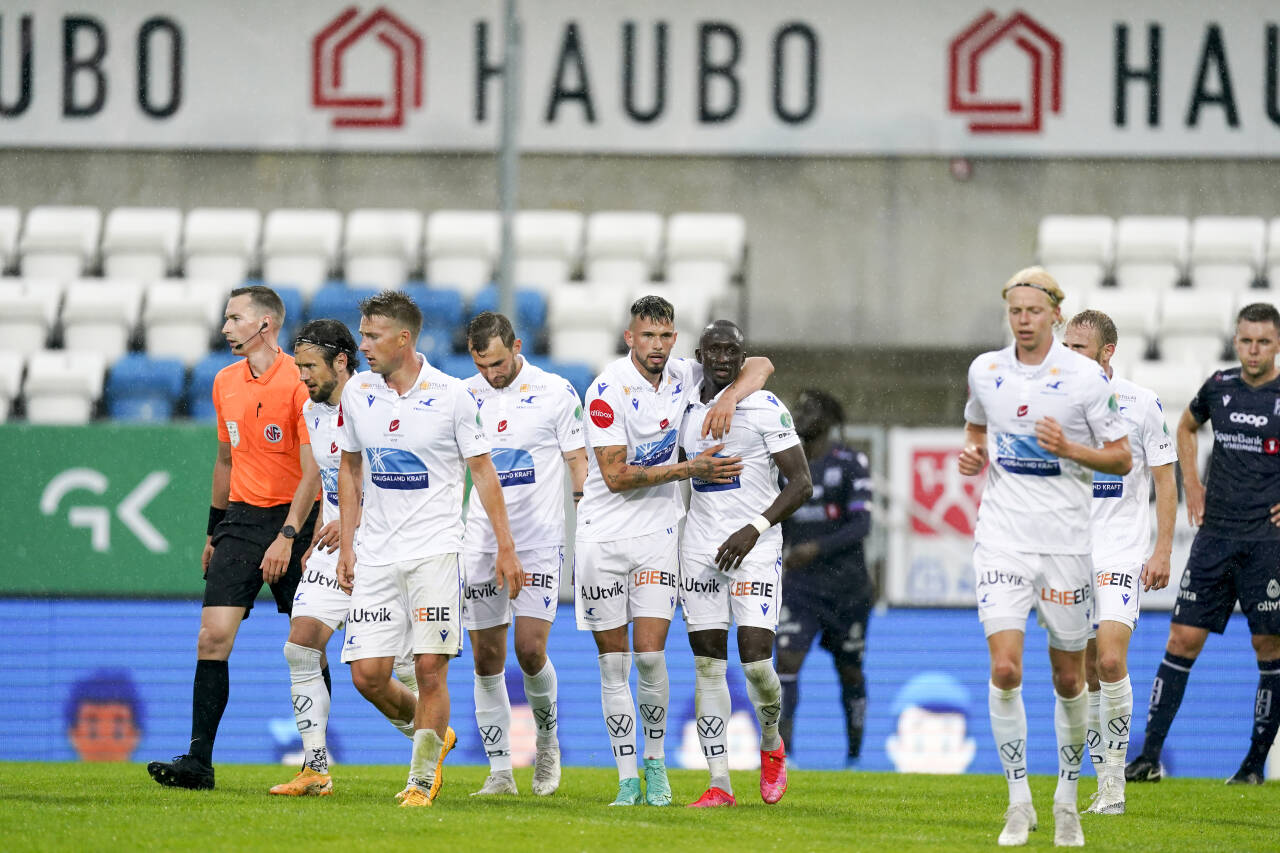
left=149, top=285, right=320, bottom=790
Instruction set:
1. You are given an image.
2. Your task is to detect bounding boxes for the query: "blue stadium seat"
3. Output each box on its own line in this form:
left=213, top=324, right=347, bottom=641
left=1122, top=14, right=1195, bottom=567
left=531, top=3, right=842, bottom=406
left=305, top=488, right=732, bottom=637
left=404, top=283, right=465, bottom=354
left=470, top=284, right=548, bottom=333
left=105, top=354, right=186, bottom=422
left=188, top=351, right=239, bottom=420
left=307, top=285, right=379, bottom=343
left=541, top=359, right=594, bottom=400
left=239, top=280, right=303, bottom=350
left=437, top=353, right=478, bottom=380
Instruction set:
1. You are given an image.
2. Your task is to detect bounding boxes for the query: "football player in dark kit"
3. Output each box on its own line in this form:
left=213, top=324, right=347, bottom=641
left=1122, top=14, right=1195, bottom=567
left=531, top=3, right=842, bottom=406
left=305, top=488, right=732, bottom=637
left=775, top=389, right=874, bottom=767
left=1127, top=302, right=1280, bottom=786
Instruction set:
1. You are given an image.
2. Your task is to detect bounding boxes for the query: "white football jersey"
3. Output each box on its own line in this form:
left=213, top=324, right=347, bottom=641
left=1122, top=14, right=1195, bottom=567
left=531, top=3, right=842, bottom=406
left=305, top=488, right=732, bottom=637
left=1090, top=376, right=1177, bottom=565
left=577, top=354, right=701, bottom=543
left=336, top=355, right=488, bottom=566
left=462, top=359, right=586, bottom=552
left=301, top=399, right=342, bottom=527
left=963, top=343, right=1127, bottom=555
left=680, top=387, right=801, bottom=555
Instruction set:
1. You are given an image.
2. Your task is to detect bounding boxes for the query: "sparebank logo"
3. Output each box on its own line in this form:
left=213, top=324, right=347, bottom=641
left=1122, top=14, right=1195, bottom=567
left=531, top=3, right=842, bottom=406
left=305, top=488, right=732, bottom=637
left=312, top=6, right=425, bottom=129
left=947, top=9, right=1062, bottom=133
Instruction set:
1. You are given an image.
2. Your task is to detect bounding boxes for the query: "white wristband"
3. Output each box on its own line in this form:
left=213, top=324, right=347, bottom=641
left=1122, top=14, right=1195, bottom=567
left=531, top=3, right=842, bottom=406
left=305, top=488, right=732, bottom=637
left=749, top=515, right=771, bottom=535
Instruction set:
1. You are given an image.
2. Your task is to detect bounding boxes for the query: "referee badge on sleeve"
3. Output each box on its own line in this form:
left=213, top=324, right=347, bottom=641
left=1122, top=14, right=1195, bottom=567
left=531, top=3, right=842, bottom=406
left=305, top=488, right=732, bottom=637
left=226, top=421, right=241, bottom=447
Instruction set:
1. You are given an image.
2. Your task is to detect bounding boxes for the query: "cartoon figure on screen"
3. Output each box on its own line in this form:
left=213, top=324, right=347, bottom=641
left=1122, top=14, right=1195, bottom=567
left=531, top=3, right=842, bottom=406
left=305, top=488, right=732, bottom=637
left=66, top=668, right=144, bottom=762
left=885, top=672, right=976, bottom=774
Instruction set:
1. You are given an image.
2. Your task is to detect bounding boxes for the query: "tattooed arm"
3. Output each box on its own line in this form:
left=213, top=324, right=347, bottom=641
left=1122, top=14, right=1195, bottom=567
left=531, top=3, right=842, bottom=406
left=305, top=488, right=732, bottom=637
left=594, top=444, right=743, bottom=494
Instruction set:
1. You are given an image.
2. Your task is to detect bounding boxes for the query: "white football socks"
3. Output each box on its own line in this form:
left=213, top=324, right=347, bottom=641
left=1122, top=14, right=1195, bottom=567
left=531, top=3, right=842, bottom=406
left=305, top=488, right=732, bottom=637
left=1086, top=688, right=1102, bottom=771
left=1054, top=689, right=1088, bottom=804
left=283, top=642, right=330, bottom=773
left=523, top=659, right=559, bottom=748
left=989, top=681, right=1031, bottom=804
left=743, top=658, right=784, bottom=752
left=409, top=728, right=445, bottom=790
left=1099, top=677, right=1132, bottom=776
left=693, top=655, right=733, bottom=794
left=634, top=651, right=669, bottom=761
left=473, top=672, right=513, bottom=772
left=598, top=652, right=638, bottom=780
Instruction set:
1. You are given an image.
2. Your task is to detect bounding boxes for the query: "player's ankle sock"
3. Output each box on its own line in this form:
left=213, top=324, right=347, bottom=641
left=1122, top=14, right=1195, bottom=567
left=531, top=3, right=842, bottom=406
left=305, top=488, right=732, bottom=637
left=598, top=652, right=638, bottom=779
left=1099, top=677, right=1132, bottom=774
left=742, top=658, right=783, bottom=752
left=1053, top=689, right=1087, bottom=804
left=988, top=681, right=1031, bottom=804
left=522, top=659, right=559, bottom=748
left=1141, top=652, right=1195, bottom=760
left=189, top=659, right=229, bottom=765
left=634, top=651, right=668, bottom=760
left=408, top=728, right=444, bottom=789
left=1242, top=658, right=1280, bottom=771
left=321, top=663, right=332, bottom=698
left=693, top=655, right=732, bottom=790
left=394, top=660, right=419, bottom=696
left=473, top=672, right=513, bottom=772
left=283, top=642, right=330, bottom=772
left=1086, top=688, right=1102, bottom=771
left=778, top=671, right=798, bottom=750
left=839, top=668, right=867, bottom=761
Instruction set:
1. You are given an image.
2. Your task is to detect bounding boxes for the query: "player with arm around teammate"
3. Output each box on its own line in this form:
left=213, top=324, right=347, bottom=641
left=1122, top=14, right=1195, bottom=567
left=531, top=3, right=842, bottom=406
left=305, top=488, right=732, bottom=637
left=1061, top=310, right=1176, bottom=815
left=958, top=267, right=1131, bottom=847
left=679, top=320, right=812, bottom=808
left=461, top=311, right=588, bottom=797
left=576, top=295, right=773, bottom=806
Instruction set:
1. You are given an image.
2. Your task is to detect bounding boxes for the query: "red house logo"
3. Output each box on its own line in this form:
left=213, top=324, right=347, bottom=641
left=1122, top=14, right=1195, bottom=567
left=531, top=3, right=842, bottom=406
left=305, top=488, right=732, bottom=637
left=947, top=9, right=1062, bottom=133
left=312, top=6, right=425, bottom=128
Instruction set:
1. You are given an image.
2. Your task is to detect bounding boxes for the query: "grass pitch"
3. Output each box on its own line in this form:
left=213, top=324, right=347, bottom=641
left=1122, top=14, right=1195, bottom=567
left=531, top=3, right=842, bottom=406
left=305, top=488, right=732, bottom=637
left=0, top=762, right=1275, bottom=852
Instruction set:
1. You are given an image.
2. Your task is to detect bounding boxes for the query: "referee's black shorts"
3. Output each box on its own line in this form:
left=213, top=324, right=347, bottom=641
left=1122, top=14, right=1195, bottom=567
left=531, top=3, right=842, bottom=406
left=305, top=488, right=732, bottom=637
left=204, top=501, right=319, bottom=616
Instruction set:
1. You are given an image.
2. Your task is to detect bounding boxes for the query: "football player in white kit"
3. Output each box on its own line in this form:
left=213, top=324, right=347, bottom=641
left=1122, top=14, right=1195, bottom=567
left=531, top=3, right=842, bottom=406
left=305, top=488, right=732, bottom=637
left=336, top=292, right=523, bottom=808
left=958, top=267, right=1131, bottom=848
left=269, top=320, right=421, bottom=797
left=1062, top=310, right=1176, bottom=816
left=577, top=295, right=773, bottom=806
left=461, top=312, right=588, bottom=797
left=678, top=321, right=813, bottom=808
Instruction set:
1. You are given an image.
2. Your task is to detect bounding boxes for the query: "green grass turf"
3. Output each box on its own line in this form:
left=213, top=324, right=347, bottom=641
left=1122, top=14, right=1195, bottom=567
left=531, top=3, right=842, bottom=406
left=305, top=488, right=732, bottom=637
left=0, top=762, right=1276, bottom=852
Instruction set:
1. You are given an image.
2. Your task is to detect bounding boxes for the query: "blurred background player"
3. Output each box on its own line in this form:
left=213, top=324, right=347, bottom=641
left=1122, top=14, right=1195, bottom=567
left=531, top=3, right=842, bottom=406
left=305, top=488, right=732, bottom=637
left=149, top=285, right=320, bottom=791
left=575, top=295, right=770, bottom=806
left=1126, top=302, right=1280, bottom=787
left=958, top=267, right=1130, bottom=847
left=461, top=311, right=587, bottom=797
left=66, top=669, right=144, bottom=763
left=336, top=291, right=522, bottom=807
left=1061, top=310, right=1176, bottom=816
left=679, top=320, right=811, bottom=808
left=777, top=389, right=874, bottom=768
left=269, top=319, right=419, bottom=798
left=885, top=672, right=977, bottom=774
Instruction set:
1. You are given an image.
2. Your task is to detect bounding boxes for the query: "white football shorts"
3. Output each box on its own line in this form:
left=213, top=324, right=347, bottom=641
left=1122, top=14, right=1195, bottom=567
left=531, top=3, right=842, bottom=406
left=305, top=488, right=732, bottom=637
left=342, top=553, right=463, bottom=660
left=973, top=543, right=1093, bottom=652
left=574, top=527, right=680, bottom=632
left=1091, top=560, right=1142, bottom=633
left=290, top=546, right=350, bottom=631
left=680, top=546, right=783, bottom=632
left=462, top=545, right=563, bottom=631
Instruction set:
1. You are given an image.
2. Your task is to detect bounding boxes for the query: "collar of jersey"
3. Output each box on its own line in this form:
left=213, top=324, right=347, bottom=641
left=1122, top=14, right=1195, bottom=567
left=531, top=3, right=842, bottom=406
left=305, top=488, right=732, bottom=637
left=622, top=352, right=673, bottom=392
left=689, top=380, right=729, bottom=409
left=1006, top=342, right=1064, bottom=377
left=239, top=347, right=286, bottom=383
left=484, top=356, right=532, bottom=395
left=368, top=353, right=434, bottom=397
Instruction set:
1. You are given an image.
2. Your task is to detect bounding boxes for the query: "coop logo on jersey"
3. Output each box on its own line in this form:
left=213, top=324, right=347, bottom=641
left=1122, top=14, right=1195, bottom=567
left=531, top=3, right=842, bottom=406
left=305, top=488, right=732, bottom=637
left=263, top=424, right=283, bottom=443
left=947, top=10, right=1062, bottom=134
left=491, top=447, right=536, bottom=487
left=1092, top=472, right=1123, bottom=498
left=589, top=399, right=614, bottom=428
left=633, top=430, right=677, bottom=467
left=1229, top=411, right=1268, bottom=428
left=365, top=447, right=429, bottom=489
left=995, top=432, right=1060, bottom=476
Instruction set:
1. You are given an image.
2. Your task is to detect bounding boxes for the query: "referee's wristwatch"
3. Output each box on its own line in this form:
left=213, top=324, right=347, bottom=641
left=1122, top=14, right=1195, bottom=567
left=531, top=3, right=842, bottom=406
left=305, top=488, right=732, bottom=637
left=280, top=525, right=298, bottom=540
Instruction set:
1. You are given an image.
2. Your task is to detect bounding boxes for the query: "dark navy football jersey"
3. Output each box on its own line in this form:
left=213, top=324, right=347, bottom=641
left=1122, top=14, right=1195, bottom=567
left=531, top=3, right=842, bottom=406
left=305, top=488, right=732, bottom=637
left=1188, top=367, right=1280, bottom=540
left=781, top=443, right=872, bottom=574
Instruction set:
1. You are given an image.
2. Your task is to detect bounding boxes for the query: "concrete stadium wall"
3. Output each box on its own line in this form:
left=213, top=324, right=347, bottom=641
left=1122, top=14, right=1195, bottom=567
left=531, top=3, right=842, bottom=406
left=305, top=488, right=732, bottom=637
left=3, top=149, right=1274, bottom=359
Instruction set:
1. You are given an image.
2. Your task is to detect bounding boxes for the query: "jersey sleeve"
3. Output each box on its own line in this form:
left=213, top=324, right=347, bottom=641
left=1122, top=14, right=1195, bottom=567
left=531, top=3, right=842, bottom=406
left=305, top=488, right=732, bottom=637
left=556, top=380, right=586, bottom=452
left=335, top=382, right=361, bottom=453
left=293, top=383, right=311, bottom=446
left=1082, top=370, right=1128, bottom=444
left=848, top=451, right=873, bottom=512
left=452, top=381, right=490, bottom=459
left=756, top=396, right=801, bottom=454
left=1188, top=374, right=1214, bottom=425
left=1142, top=392, right=1178, bottom=468
left=585, top=376, right=628, bottom=449
left=962, top=357, right=987, bottom=425
left=213, top=372, right=229, bottom=442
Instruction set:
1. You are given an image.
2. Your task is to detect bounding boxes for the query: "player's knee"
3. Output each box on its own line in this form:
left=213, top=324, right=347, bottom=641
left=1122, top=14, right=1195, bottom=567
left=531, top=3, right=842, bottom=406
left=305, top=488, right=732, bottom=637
left=990, top=658, right=1022, bottom=688
left=196, top=626, right=234, bottom=658
left=283, top=641, right=322, bottom=678
left=1052, top=668, right=1085, bottom=697
left=1166, top=627, right=1206, bottom=659
left=1096, top=649, right=1127, bottom=682
left=1251, top=633, right=1280, bottom=660
left=513, top=642, right=545, bottom=675
left=351, top=663, right=388, bottom=699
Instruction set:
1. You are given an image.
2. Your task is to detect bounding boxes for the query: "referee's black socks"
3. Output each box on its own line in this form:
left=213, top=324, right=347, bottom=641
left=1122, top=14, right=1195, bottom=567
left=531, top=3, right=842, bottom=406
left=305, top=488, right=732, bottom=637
left=190, top=659, right=230, bottom=766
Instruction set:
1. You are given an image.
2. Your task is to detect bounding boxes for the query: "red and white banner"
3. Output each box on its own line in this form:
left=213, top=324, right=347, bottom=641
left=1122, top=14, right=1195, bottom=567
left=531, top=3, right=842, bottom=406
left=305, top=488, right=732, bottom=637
left=1, top=0, right=1278, bottom=155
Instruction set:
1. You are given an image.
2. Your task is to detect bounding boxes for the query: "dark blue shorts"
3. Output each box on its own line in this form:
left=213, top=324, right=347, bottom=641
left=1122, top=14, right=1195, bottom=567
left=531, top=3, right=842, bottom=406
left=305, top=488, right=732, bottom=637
left=776, top=567, right=874, bottom=664
left=1172, top=532, right=1280, bottom=635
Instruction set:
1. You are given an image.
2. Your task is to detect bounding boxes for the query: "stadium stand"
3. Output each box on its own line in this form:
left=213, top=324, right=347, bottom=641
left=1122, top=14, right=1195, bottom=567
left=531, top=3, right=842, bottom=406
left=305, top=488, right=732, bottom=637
left=18, top=206, right=102, bottom=282
left=307, top=284, right=380, bottom=343
left=1078, top=286, right=1155, bottom=360
left=1036, top=215, right=1114, bottom=293
left=425, top=210, right=499, bottom=301
left=470, top=284, right=548, bottom=346
left=1113, top=215, right=1189, bottom=291
left=1267, top=218, right=1280, bottom=290
left=404, top=282, right=465, bottom=361
left=0, top=206, right=20, bottom=273
left=0, top=277, right=60, bottom=356
left=548, top=281, right=630, bottom=371
left=261, top=208, right=343, bottom=300
left=60, top=278, right=145, bottom=366
left=513, top=210, right=584, bottom=294
left=101, top=207, right=183, bottom=282
left=343, top=208, right=424, bottom=290
left=584, top=211, right=664, bottom=285
left=1130, top=359, right=1201, bottom=431
left=187, top=351, right=239, bottom=421
left=182, top=207, right=262, bottom=285
left=0, top=350, right=21, bottom=422
left=105, top=354, right=186, bottom=422
left=142, top=278, right=229, bottom=366
left=1156, top=288, right=1233, bottom=364
left=1189, top=216, right=1266, bottom=292
left=22, top=349, right=106, bottom=425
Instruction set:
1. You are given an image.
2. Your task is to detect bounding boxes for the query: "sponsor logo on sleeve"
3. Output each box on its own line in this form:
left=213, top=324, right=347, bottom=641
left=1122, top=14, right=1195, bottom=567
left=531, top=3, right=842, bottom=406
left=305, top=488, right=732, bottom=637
left=589, top=399, right=615, bottom=428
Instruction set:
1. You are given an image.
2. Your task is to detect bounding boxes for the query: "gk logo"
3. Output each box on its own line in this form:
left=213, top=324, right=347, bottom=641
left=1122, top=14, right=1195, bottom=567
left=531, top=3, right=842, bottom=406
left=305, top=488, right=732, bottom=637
left=606, top=714, right=633, bottom=737
left=697, top=716, right=725, bottom=738
left=40, top=468, right=170, bottom=553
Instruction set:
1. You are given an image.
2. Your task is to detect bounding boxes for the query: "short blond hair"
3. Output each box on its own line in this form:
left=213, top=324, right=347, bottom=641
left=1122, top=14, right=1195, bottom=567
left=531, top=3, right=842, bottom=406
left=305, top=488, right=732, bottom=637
left=1001, top=266, right=1065, bottom=308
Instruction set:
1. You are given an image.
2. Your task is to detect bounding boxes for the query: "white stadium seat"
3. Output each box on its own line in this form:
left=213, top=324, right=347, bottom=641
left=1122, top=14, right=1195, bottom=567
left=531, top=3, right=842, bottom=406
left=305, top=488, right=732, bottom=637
left=60, top=278, right=145, bottom=365
left=0, top=206, right=20, bottom=273
left=548, top=281, right=630, bottom=372
left=1129, top=360, right=1204, bottom=431
left=631, top=281, right=711, bottom=361
left=1037, top=215, right=1114, bottom=293
left=513, top=210, right=584, bottom=294
left=0, top=277, right=62, bottom=355
left=1266, top=218, right=1280, bottom=289
left=665, top=213, right=745, bottom=297
left=585, top=211, right=664, bottom=284
left=1156, top=289, right=1233, bottom=363
left=425, top=210, right=499, bottom=300
left=101, top=206, right=182, bottom=281
left=343, top=208, right=424, bottom=290
left=183, top=207, right=262, bottom=285
left=0, top=350, right=23, bottom=422
left=1079, top=287, right=1156, bottom=360
left=1113, top=216, right=1189, bottom=290
left=18, top=206, right=102, bottom=281
left=1189, top=216, right=1265, bottom=292
left=261, top=208, right=343, bottom=300
left=143, top=278, right=228, bottom=365
left=22, top=349, right=106, bottom=424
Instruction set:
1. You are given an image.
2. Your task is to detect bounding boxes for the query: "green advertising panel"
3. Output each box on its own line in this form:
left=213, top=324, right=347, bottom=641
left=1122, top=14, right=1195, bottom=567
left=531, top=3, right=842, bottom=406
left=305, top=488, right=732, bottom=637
left=0, top=424, right=217, bottom=595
